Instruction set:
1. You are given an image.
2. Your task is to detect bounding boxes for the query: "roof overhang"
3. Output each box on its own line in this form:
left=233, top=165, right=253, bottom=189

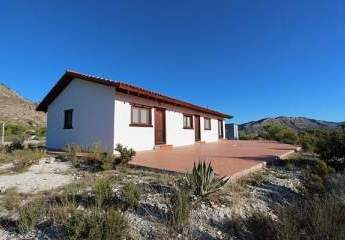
left=36, top=71, right=233, bottom=119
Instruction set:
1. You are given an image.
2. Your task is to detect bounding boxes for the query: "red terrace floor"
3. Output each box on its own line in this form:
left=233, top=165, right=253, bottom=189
left=129, top=140, right=300, bottom=178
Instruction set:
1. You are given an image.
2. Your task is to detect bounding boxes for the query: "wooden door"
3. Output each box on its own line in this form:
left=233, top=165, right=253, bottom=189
left=218, top=120, right=224, bottom=138
left=155, top=108, right=166, bottom=145
left=195, top=115, right=201, bottom=141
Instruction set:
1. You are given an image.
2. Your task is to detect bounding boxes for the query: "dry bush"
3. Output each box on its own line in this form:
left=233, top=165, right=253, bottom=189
left=2, top=187, right=21, bottom=211
left=168, top=188, right=192, bottom=233
left=66, top=208, right=129, bottom=240
left=224, top=195, right=345, bottom=240
left=18, top=198, right=46, bottom=233
left=12, top=150, right=46, bottom=172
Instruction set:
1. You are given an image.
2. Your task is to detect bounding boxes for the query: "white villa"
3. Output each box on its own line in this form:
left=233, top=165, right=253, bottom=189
left=36, top=71, right=231, bottom=153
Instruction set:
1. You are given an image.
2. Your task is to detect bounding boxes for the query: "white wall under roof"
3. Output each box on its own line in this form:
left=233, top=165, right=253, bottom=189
left=114, top=92, right=225, bottom=151
left=46, top=79, right=226, bottom=153
left=46, top=78, right=115, bottom=152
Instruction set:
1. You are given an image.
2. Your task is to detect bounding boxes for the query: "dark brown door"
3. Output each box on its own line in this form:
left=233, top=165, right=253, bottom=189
left=155, top=108, right=166, bottom=145
left=195, top=115, right=201, bottom=141
left=218, top=120, right=224, bottom=138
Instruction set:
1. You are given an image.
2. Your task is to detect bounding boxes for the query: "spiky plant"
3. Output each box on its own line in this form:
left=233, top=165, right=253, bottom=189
left=188, top=161, right=229, bottom=197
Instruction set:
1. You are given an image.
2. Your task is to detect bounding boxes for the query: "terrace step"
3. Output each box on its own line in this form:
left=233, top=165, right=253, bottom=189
left=154, top=144, right=173, bottom=150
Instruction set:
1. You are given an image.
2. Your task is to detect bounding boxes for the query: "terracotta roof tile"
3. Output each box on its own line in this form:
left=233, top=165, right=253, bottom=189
left=36, top=70, right=232, bottom=119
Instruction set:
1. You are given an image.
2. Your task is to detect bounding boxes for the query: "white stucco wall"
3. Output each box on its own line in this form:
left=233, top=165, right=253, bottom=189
left=114, top=92, right=225, bottom=151
left=200, top=118, right=220, bottom=143
left=46, top=78, right=115, bottom=152
left=114, top=94, right=155, bottom=151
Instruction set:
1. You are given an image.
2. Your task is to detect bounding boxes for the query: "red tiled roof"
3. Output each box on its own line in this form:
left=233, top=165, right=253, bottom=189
left=36, top=70, right=232, bottom=119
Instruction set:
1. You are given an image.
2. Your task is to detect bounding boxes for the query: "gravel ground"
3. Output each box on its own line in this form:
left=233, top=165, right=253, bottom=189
left=0, top=157, right=73, bottom=193
left=0, top=164, right=302, bottom=240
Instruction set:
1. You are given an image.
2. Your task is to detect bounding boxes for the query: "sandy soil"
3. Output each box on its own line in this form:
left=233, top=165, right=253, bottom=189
left=0, top=158, right=73, bottom=193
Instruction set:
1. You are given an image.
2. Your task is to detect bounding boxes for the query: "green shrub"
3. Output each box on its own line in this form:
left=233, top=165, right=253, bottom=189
left=311, top=160, right=335, bottom=177
left=94, top=178, right=113, bottom=208
left=121, top=182, right=141, bottom=209
left=187, top=161, right=229, bottom=197
left=3, top=187, right=21, bottom=210
left=66, top=208, right=128, bottom=240
left=5, top=123, right=28, bottom=141
left=168, top=188, right=191, bottom=233
left=301, top=172, right=326, bottom=195
left=239, top=132, right=258, bottom=140
left=315, top=128, right=345, bottom=171
left=65, top=209, right=90, bottom=240
left=104, top=209, right=129, bottom=239
left=18, top=199, right=46, bottom=233
left=261, top=124, right=298, bottom=144
left=34, top=127, right=46, bottom=138
left=114, top=144, right=136, bottom=165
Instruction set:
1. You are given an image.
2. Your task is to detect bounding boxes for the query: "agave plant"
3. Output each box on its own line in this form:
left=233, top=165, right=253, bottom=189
left=187, top=161, right=229, bottom=197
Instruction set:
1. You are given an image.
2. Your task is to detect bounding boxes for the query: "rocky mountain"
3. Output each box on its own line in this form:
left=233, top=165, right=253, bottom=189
left=237, top=116, right=343, bottom=136
left=0, top=83, right=46, bottom=127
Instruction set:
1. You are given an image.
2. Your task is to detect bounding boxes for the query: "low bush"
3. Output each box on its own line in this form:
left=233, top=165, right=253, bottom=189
left=12, top=150, right=46, bottom=172
left=63, top=144, right=81, bottom=167
left=260, top=123, right=299, bottom=144
left=114, top=144, right=136, bottom=165
left=186, top=161, right=229, bottom=197
left=66, top=208, right=128, bottom=240
left=311, top=159, right=335, bottom=177
left=5, top=138, right=25, bottom=153
left=168, top=188, right=191, bottom=233
left=104, top=209, right=129, bottom=239
left=94, top=178, right=113, bottom=208
left=62, top=143, right=135, bottom=171
left=324, top=173, right=345, bottom=200
left=121, top=182, right=141, bottom=209
left=225, top=195, right=345, bottom=240
left=34, top=127, right=46, bottom=139
left=18, top=198, right=46, bottom=233
left=2, top=187, right=21, bottom=211
left=225, top=210, right=277, bottom=240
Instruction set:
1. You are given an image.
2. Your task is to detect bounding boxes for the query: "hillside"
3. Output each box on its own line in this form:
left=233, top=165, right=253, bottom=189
left=0, top=83, right=45, bottom=127
left=237, top=116, right=343, bottom=136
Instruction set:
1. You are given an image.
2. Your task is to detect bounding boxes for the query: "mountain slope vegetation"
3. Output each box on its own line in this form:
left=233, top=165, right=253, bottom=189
left=0, top=83, right=45, bottom=127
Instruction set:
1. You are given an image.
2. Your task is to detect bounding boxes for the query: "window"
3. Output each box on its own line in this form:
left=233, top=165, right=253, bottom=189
left=204, top=117, right=211, bottom=130
left=183, top=114, right=193, bottom=129
left=130, top=105, right=152, bottom=126
left=64, top=109, right=73, bottom=129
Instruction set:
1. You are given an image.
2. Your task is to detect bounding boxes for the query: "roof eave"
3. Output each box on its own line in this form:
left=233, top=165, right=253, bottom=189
left=36, top=71, right=232, bottom=119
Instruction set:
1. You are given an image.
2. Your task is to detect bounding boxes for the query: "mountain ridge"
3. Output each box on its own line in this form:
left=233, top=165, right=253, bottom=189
left=0, top=82, right=46, bottom=126
left=236, top=116, right=343, bottom=136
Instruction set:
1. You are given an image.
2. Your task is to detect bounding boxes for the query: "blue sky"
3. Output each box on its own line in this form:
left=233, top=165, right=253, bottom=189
left=0, top=0, right=344, bottom=124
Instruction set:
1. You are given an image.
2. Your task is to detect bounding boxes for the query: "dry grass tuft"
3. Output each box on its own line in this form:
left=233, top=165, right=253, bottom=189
left=12, top=150, right=46, bottom=172
left=2, top=187, right=21, bottom=210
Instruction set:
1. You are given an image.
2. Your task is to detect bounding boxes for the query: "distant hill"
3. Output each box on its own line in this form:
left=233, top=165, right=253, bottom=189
left=236, top=116, right=343, bottom=136
left=0, top=83, right=46, bottom=127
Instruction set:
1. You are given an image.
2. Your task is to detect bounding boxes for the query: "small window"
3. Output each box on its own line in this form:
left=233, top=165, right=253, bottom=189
left=204, top=117, right=211, bottom=130
left=64, top=109, right=73, bottom=129
left=130, top=105, right=152, bottom=126
left=183, top=114, right=193, bottom=129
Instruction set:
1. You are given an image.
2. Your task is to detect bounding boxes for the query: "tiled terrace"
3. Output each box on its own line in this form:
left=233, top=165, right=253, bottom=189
left=129, top=140, right=300, bottom=178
